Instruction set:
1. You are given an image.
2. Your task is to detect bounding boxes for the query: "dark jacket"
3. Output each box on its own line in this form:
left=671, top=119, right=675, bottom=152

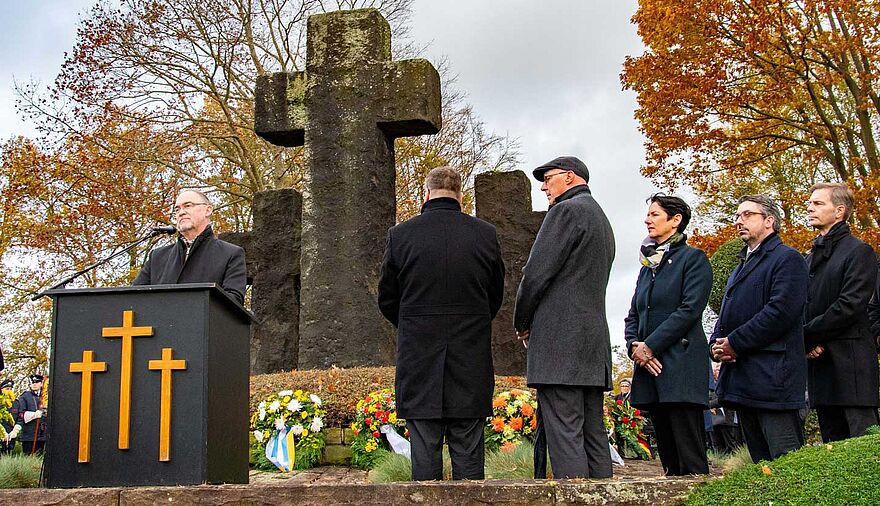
left=133, top=224, right=247, bottom=304
left=377, top=198, right=505, bottom=419
left=12, top=391, right=46, bottom=442
left=625, top=241, right=712, bottom=407
left=710, top=233, right=809, bottom=411
left=514, top=185, right=616, bottom=388
left=867, top=257, right=880, bottom=346
left=804, top=222, right=879, bottom=407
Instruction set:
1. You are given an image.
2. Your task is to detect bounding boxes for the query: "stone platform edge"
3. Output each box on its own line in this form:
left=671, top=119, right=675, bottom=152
left=0, top=477, right=703, bottom=505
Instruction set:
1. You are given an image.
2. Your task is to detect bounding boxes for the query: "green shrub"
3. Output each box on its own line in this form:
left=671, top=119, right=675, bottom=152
left=708, top=239, right=743, bottom=314
left=485, top=441, right=543, bottom=480
left=367, top=442, right=544, bottom=482
left=686, top=434, right=880, bottom=505
left=367, top=451, right=414, bottom=483
left=0, top=454, right=42, bottom=488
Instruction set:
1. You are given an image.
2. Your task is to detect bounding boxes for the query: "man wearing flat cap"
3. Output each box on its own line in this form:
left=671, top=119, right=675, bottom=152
left=9, top=374, right=48, bottom=455
left=514, top=156, right=616, bottom=478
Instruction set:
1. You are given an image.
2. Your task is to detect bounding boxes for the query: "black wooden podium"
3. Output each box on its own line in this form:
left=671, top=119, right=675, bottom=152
left=44, top=284, right=252, bottom=487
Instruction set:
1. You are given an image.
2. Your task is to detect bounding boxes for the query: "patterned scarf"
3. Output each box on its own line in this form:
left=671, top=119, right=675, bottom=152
left=639, top=232, right=685, bottom=269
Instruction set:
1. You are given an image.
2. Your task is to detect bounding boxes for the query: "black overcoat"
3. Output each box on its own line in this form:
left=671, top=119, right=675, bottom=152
left=514, top=185, right=615, bottom=388
left=710, top=234, right=809, bottom=411
left=377, top=198, right=505, bottom=419
left=870, top=257, right=880, bottom=341
left=625, top=241, right=712, bottom=407
left=133, top=224, right=247, bottom=304
left=804, top=222, right=879, bottom=407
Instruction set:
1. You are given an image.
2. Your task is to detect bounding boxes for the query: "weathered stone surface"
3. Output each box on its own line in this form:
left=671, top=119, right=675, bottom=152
left=255, top=8, right=442, bottom=369
left=0, top=488, right=120, bottom=505
left=555, top=478, right=700, bottom=505
left=475, top=171, right=546, bottom=375
left=3, top=475, right=705, bottom=505
left=321, top=444, right=353, bottom=464
left=221, top=189, right=302, bottom=373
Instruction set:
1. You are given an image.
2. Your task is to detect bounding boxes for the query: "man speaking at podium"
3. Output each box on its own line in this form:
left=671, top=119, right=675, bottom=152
left=134, top=190, right=247, bottom=304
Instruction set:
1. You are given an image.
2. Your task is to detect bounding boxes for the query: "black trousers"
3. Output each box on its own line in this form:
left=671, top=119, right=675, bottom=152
left=20, top=440, right=45, bottom=456
left=407, top=418, right=484, bottom=480
left=533, top=404, right=548, bottom=478
left=712, top=424, right=744, bottom=454
left=648, top=405, right=708, bottom=475
left=816, top=406, right=880, bottom=443
left=536, top=385, right=612, bottom=479
left=737, top=408, right=804, bottom=463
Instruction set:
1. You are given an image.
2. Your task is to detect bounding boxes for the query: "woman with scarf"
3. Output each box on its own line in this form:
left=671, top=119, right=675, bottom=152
left=624, top=194, right=713, bottom=475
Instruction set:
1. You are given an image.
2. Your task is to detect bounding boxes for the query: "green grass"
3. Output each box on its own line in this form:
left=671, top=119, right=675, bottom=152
left=0, top=454, right=42, bottom=488
left=685, top=433, right=880, bottom=505
left=368, top=441, right=547, bottom=482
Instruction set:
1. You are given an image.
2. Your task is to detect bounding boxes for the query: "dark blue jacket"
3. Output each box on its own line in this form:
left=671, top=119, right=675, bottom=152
left=625, top=241, right=712, bottom=407
left=710, top=233, right=809, bottom=410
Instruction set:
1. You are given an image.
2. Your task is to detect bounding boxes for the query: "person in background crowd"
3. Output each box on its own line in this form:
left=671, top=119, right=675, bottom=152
left=10, top=374, right=48, bottom=455
left=0, top=379, right=15, bottom=455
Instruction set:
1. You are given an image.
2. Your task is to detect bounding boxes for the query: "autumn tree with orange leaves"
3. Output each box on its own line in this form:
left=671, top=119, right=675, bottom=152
left=622, top=0, right=880, bottom=254
left=0, top=0, right=517, bottom=377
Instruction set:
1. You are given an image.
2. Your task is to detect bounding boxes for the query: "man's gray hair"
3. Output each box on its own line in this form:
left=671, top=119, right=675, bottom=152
left=810, top=182, right=855, bottom=222
left=180, top=189, right=212, bottom=205
left=738, top=194, right=782, bottom=233
left=425, top=166, right=462, bottom=193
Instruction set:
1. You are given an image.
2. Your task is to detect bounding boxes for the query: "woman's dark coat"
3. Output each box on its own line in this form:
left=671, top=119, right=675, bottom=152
left=624, top=241, right=712, bottom=407
left=377, top=198, right=505, bottom=419
left=710, top=234, right=809, bottom=411
left=804, top=222, right=879, bottom=408
left=133, top=224, right=247, bottom=304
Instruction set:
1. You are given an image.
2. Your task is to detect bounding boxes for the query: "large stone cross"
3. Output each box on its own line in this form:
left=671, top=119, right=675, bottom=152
left=254, top=8, right=442, bottom=369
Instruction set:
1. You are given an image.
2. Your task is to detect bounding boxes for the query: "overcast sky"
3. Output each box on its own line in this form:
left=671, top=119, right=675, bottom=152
left=0, top=0, right=658, bottom=348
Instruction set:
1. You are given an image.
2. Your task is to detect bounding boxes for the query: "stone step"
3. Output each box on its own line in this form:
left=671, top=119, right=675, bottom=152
left=0, top=477, right=705, bottom=505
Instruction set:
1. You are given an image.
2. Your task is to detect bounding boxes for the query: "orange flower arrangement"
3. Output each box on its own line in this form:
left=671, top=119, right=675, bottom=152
left=484, top=389, right=538, bottom=451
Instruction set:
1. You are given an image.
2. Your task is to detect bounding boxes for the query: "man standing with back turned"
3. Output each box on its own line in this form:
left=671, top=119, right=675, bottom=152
left=514, top=156, right=616, bottom=479
left=133, top=189, right=247, bottom=304
left=378, top=166, right=505, bottom=480
left=803, top=183, right=879, bottom=441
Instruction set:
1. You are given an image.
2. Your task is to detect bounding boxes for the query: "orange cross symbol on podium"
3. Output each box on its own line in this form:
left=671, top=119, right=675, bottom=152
left=102, top=310, right=153, bottom=449
left=69, top=350, right=107, bottom=463
left=149, top=348, right=187, bottom=462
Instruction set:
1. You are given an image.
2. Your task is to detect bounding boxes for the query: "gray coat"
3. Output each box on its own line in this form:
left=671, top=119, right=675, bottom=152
left=514, top=185, right=615, bottom=388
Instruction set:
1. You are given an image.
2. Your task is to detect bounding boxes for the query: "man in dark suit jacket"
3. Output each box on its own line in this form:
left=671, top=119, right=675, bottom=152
left=133, top=190, right=246, bottom=304
left=804, top=183, right=879, bottom=442
left=711, top=195, right=809, bottom=463
left=514, top=156, right=616, bottom=479
left=377, top=166, right=505, bottom=481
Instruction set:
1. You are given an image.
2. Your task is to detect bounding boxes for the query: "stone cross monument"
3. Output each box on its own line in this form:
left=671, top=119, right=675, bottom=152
left=475, top=171, right=546, bottom=375
left=254, top=9, right=442, bottom=369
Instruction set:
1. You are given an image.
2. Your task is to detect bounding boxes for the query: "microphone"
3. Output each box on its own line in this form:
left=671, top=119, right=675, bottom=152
left=151, top=225, right=177, bottom=235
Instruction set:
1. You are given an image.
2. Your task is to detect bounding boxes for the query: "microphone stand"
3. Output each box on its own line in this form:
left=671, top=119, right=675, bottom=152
left=31, top=228, right=172, bottom=301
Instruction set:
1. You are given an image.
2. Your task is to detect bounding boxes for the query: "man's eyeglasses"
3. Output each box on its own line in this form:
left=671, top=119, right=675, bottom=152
left=542, top=170, right=571, bottom=183
left=173, top=202, right=209, bottom=215
left=733, top=210, right=765, bottom=222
